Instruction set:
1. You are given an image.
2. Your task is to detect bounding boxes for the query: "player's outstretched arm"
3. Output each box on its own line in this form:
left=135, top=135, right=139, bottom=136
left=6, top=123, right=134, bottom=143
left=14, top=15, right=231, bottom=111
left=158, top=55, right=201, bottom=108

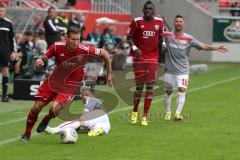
left=200, top=44, right=228, bottom=53
left=99, top=49, right=115, bottom=87
left=35, top=55, right=49, bottom=69
left=127, top=35, right=142, bottom=58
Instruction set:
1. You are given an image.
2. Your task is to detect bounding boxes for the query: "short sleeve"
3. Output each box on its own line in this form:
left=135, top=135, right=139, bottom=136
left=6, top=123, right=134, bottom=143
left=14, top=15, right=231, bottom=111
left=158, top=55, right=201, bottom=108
left=190, top=36, right=203, bottom=50
left=44, top=44, right=55, bottom=58
left=126, top=20, right=137, bottom=36
left=88, top=45, right=101, bottom=56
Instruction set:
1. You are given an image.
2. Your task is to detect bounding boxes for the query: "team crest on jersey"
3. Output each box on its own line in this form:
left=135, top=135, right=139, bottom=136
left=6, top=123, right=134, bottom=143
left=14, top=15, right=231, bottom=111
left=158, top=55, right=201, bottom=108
left=60, top=53, right=65, bottom=57
left=140, top=25, right=144, bottom=28
left=155, top=25, right=159, bottom=30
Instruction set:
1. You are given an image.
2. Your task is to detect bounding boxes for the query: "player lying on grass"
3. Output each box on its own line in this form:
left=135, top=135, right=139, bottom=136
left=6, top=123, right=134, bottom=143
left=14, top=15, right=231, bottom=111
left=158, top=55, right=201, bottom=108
left=162, top=15, right=228, bottom=121
left=20, top=26, right=114, bottom=141
left=45, top=88, right=110, bottom=136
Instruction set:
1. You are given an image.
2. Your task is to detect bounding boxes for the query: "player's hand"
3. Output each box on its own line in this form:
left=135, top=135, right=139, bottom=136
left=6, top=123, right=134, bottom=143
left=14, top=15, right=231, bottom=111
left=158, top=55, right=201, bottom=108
left=35, top=58, right=44, bottom=68
left=216, top=46, right=228, bottom=53
left=107, top=72, right=115, bottom=87
left=134, top=49, right=142, bottom=59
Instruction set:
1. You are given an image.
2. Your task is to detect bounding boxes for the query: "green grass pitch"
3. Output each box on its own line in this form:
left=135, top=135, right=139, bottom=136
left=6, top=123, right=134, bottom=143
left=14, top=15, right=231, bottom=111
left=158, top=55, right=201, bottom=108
left=0, top=62, right=239, bottom=160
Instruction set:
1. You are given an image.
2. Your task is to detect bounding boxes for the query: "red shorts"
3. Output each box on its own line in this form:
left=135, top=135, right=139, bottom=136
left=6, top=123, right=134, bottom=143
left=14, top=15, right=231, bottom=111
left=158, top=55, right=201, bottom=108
left=35, top=79, right=76, bottom=104
left=133, top=60, right=158, bottom=84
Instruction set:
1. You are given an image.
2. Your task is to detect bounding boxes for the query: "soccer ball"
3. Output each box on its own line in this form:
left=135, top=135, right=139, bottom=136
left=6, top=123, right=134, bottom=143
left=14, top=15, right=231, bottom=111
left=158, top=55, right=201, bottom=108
left=60, top=128, right=78, bottom=144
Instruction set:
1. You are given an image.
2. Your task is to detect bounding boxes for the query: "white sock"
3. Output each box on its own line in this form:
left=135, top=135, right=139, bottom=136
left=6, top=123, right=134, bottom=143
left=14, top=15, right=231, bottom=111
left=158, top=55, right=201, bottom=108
left=165, top=93, right=172, bottom=114
left=59, top=121, right=81, bottom=132
left=175, top=92, right=186, bottom=115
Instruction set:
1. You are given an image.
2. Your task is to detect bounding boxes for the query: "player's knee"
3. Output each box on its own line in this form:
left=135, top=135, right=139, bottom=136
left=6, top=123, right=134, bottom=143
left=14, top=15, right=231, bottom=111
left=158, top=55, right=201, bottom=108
left=50, top=104, right=62, bottom=116
left=178, top=87, right=186, bottom=92
left=165, top=89, right=173, bottom=95
left=136, top=85, right=144, bottom=92
left=146, top=82, right=154, bottom=91
left=31, top=101, right=46, bottom=114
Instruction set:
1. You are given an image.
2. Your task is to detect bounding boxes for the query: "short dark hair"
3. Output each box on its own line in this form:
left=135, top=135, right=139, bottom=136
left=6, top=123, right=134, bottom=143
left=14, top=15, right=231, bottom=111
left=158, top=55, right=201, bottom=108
left=48, top=7, right=56, bottom=13
left=0, top=3, right=6, bottom=8
left=67, top=26, right=81, bottom=36
left=175, top=14, right=184, bottom=20
left=144, top=1, right=155, bottom=9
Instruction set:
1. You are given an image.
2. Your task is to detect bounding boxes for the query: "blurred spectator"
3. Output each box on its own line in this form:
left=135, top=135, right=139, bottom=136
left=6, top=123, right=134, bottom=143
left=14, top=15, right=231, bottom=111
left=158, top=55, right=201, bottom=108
left=162, top=16, right=171, bottom=31
left=111, top=35, right=130, bottom=70
left=14, top=33, right=23, bottom=51
left=57, top=11, right=68, bottom=40
left=68, top=13, right=86, bottom=41
left=19, top=31, right=34, bottom=68
left=230, top=2, right=240, bottom=16
left=33, top=16, right=44, bottom=32
left=99, top=27, right=116, bottom=48
left=44, top=7, right=67, bottom=48
left=33, top=31, right=47, bottom=55
left=10, top=49, right=23, bottom=79
left=86, top=26, right=101, bottom=46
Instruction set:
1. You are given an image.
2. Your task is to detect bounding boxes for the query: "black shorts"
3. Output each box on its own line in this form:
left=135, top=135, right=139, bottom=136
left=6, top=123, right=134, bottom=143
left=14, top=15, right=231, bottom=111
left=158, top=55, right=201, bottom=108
left=0, top=54, right=10, bottom=67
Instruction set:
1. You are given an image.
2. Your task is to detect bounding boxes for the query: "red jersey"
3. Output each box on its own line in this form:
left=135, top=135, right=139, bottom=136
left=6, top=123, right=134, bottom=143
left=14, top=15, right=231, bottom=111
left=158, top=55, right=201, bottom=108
left=127, top=17, right=164, bottom=62
left=44, top=42, right=101, bottom=94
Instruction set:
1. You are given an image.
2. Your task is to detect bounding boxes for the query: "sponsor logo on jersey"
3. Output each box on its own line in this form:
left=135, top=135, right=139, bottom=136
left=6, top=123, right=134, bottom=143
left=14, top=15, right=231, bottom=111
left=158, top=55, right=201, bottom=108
left=169, top=42, right=188, bottom=50
left=155, top=25, right=160, bottom=30
left=179, top=40, right=188, bottom=44
left=143, top=31, right=155, bottom=37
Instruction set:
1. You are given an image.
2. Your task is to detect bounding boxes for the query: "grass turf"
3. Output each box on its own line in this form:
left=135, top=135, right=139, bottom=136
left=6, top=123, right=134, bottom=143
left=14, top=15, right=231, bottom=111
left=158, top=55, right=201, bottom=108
left=0, top=62, right=239, bottom=160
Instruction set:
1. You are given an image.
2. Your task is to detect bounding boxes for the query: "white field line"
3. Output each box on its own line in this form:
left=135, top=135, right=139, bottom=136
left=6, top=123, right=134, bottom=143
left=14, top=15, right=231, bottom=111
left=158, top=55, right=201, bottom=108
left=0, top=76, right=239, bottom=146
left=0, top=112, right=47, bottom=127
left=110, top=75, right=240, bottom=113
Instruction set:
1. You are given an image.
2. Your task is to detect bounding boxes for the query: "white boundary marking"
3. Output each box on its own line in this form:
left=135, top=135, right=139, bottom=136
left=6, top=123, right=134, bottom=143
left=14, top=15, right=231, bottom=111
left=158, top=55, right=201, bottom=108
left=0, top=76, right=239, bottom=146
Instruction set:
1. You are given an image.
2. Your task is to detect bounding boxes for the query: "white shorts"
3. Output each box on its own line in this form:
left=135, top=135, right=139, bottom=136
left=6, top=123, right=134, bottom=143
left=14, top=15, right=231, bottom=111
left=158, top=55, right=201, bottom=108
left=164, top=73, right=189, bottom=90
left=84, top=114, right=111, bottom=134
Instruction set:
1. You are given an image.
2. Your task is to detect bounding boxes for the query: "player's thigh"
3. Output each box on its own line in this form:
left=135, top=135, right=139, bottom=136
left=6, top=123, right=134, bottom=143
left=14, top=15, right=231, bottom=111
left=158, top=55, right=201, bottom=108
left=0, top=54, right=10, bottom=75
left=145, top=62, right=158, bottom=83
left=35, top=79, right=56, bottom=103
left=164, top=73, right=177, bottom=91
left=52, top=94, right=75, bottom=112
left=133, top=61, right=146, bottom=85
left=176, top=74, right=189, bottom=89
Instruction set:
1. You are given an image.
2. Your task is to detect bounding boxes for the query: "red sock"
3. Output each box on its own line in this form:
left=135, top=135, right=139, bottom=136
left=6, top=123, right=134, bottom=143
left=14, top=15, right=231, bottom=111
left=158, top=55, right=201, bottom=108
left=143, top=90, right=153, bottom=117
left=133, top=91, right=142, bottom=112
left=24, top=111, right=38, bottom=137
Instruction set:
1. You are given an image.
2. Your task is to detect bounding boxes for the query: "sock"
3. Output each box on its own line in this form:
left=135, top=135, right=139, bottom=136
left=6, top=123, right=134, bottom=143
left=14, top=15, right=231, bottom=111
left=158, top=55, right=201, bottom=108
left=143, top=90, right=153, bottom=117
left=175, top=92, right=186, bottom=115
left=165, top=93, right=172, bottom=114
left=24, top=111, right=38, bottom=137
left=2, top=76, right=8, bottom=97
left=133, top=91, right=142, bottom=112
left=59, top=121, right=81, bottom=132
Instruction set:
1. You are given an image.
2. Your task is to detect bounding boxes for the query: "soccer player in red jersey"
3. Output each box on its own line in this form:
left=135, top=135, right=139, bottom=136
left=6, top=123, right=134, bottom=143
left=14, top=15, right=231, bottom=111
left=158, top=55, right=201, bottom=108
left=127, top=1, right=164, bottom=125
left=20, top=26, right=115, bottom=141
